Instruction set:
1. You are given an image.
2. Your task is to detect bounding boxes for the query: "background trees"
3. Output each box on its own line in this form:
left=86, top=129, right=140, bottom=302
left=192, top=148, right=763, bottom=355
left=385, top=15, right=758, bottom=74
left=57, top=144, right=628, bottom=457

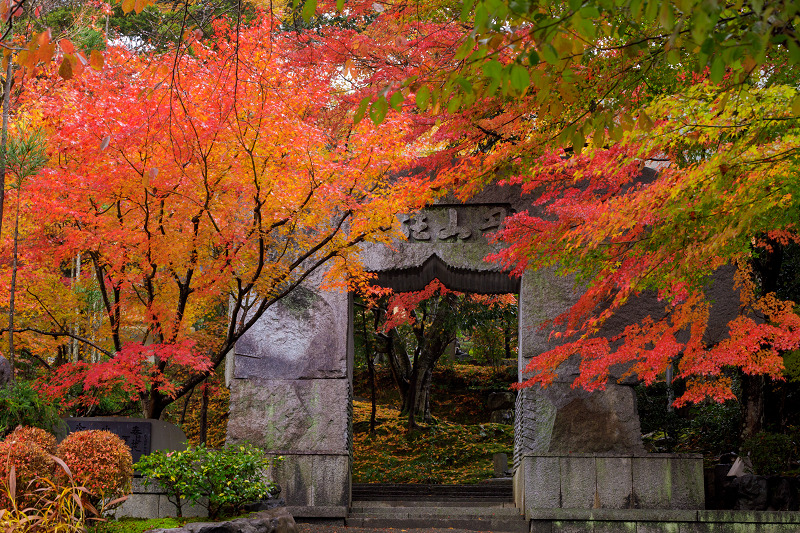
left=355, top=281, right=517, bottom=427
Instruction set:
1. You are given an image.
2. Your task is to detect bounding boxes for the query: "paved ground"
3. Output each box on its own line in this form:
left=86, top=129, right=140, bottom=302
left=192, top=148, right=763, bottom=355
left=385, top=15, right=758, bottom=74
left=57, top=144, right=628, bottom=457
left=298, top=525, right=492, bottom=533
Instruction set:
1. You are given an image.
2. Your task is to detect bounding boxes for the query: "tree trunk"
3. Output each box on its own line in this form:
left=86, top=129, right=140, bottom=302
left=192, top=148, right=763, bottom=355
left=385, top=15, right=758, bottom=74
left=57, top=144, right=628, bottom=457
left=1, top=56, right=13, bottom=383
left=199, top=379, right=209, bottom=445
left=364, top=306, right=377, bottom=433
left=383, top=328, right=410, bottom=402
left=7, top=195, right=20, bottom=368
left=741, top=373, right=765, bottom=442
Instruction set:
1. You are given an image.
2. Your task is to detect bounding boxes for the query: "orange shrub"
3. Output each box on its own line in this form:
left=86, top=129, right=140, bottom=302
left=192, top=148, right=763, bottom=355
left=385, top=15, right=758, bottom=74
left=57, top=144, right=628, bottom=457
left=56, top=430, right=133, bottom=504
left=6, top=425, right=57, bottom=454
left=0, top=439, right=56, bottom=508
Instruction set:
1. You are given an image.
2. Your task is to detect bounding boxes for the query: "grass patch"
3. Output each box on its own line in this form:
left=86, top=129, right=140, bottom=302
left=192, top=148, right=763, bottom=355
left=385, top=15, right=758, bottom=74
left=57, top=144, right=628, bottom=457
left=352, top=399, right=512, bottom=484
left=89, top=517, right=186, bottom=533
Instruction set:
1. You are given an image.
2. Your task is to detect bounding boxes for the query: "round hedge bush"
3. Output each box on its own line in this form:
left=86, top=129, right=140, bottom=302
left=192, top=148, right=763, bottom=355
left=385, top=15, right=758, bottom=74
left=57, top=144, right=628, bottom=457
left=7, top=425, right=57, bottom=454
left=0, top=438, right=56, bottom=508
left=56, top=429, right=133, bottom=503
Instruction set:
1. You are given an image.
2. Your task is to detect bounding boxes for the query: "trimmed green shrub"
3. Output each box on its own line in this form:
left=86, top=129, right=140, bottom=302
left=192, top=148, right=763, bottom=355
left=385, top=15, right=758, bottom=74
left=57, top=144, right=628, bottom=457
left=136, top=443, right=275, bottom=519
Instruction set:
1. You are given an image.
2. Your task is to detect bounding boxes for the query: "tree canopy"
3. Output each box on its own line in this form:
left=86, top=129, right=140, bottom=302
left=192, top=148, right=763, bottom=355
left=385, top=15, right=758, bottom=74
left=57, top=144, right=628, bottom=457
left=6, top=17, right=440, bottom=418
left=1, top=0, right=799, bottom=417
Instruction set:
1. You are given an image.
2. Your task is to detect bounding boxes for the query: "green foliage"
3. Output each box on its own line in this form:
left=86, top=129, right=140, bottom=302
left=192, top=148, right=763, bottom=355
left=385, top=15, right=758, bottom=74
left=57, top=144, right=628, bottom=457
left=784, top=350, right=800, bottom=383
left=741, top=431, right=796, bottom=476
left=89, top=517, right=185, bottom=533
left=637, top=381, right=741, bottom=458
left=135, top=443, right=275, bottom=519
left=0, top=381, right=62, bottom=439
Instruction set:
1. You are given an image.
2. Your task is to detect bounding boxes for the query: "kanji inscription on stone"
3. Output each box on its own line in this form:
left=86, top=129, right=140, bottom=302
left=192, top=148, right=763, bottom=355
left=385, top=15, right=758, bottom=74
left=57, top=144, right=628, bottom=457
left=66, top=419, right=152, bottom=463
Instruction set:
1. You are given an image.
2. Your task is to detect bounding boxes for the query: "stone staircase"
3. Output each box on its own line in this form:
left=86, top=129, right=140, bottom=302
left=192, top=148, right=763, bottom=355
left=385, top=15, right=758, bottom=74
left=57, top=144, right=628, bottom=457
left=347, top=481, right=527, bottom=532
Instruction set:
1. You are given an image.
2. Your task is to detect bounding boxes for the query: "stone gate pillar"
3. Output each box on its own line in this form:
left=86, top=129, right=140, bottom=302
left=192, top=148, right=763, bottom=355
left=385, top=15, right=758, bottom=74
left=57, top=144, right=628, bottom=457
left=226, top=270, right=352, bottom=520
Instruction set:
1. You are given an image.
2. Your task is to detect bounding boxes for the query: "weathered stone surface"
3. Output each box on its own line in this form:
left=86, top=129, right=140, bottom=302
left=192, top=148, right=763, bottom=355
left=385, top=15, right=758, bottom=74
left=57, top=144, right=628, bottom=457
left=548, top=384, right=644, bottom=454
left=632, top=456, right=672, bottom=510
left=0, top=355, right=11, bottom=385
left=227, top=379, right=349, bottom=453
left=144, top=508, right=296, bottom=533
left=524, top=455, right=560, bottom=509
left=731, top=475, right=769, bottom=510
left=669, top=455, right=705, bottom=509
left=516, top=268, right=645, bottom=455
left=560, top=456, right=595, bottom=509
left=261, top=454, right=349, bottom=508
left=490, top=409, right=514, bottom=424
left=493, top=453, right=509, bottom=477
left=233, top=284, right=348, bottom=381
left=596, top=456, right=633, bottom=509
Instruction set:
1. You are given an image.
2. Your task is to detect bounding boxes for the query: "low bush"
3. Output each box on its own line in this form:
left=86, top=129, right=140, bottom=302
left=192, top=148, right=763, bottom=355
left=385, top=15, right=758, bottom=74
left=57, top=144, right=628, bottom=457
left=0, top=455, right=94, bottom=532
left=134, top=449, right=196, bottom=517
left=57, top=430, right=133, bottom=509
left=6, top=425, right=58, bottom=454
left=0, top=438, right=56, bottom=509
left=741, top=431, right=796, bottom=476
left=0, top=381, right=62, bottom=439
left=136, top=443, right=275, bottom=519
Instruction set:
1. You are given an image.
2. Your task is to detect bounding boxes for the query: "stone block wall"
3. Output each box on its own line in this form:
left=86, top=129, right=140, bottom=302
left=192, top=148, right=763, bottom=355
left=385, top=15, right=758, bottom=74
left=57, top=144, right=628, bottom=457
left=518, top=454, right=705, bottom=518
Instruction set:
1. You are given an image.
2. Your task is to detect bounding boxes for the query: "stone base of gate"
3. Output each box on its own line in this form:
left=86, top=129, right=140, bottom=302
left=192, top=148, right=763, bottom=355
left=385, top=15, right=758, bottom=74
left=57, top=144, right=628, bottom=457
left=515, top=453, right=705, bottom=518
left=261, top=452, right=350, bottom=517
left=527, top=509, right=800, bottom=532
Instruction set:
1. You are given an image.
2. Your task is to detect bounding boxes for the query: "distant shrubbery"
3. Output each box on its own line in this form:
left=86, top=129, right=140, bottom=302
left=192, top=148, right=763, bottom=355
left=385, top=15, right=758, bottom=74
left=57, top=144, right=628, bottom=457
left=0, top=381, right=62, bottom=439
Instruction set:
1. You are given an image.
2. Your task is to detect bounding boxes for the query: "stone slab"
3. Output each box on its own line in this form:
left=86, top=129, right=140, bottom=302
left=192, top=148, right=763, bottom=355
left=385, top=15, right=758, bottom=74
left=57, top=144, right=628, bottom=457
left=669, top=455, right=705, bottom=509
left=234, top=284, right=348, bottom=380
left=593, top=521, right=637, bottom=533
left=227, top=378, right=350, bottom=453
left=637, top=524, right=680, bottom=533
left=265, top=454, right=350, bottom=509
left=524, top=455, right=561, bottom=510
left=596, top=456, right=633, bottom=509
left=311, top=454, right=350, bottom=508
left=560, top=456, right=596, bottom=509
left=632, top=456, right=672, bottom=509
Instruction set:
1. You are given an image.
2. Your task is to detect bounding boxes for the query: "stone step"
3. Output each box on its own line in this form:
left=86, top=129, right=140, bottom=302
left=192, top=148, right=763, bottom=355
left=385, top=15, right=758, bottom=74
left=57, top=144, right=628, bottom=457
left=352, top=482, right=513, bottom=502
left=345, top=515, right=528, bottom=532
left=352, top=500, right=518, bottom=509
left=349, top=505, right=522, bottom=516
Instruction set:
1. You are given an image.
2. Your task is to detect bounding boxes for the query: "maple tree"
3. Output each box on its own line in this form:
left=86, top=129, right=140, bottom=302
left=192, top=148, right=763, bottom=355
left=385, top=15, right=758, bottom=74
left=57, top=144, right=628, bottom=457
left=3, top=16, right=440, bottom=419
left=292, top=0, right=800, bottom=437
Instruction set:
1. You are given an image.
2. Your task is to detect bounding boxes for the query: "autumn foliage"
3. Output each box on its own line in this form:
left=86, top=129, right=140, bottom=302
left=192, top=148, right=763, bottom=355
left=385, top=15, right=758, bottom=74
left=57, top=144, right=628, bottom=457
left=0, top=436, right=55, bottom=508
left=5, top=15, right=441, bottom=418
left=1, top=0, right=798, bottom=419
left=56, top=430, right=133, bottom=504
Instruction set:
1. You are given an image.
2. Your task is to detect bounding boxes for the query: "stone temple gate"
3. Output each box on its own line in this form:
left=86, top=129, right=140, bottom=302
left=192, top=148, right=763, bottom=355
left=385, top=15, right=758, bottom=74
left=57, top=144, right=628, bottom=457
left=225, top=180, right=738, bottom=523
